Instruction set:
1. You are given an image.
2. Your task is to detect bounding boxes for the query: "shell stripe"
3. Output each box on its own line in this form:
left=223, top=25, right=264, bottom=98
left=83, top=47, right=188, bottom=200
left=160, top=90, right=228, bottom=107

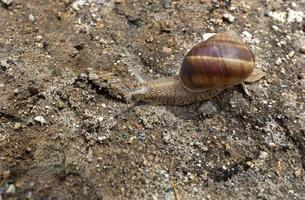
left=180, top=56, right=254, bottom=91
left=190, top=43, right=254, bottom=62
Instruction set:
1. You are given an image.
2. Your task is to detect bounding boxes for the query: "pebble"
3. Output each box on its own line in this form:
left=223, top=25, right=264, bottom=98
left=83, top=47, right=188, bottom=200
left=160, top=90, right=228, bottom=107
left=268, top=9, right=304, bottom=23
left=1, top=0, right=12, bottom=5
left=26, top=192, right=33, bottom=199
left=222, top=13, right=235, bottom=23
left=97, top=136, right=107, bottom=142
left=145, top=36, right=154, bottom=43
left=291, top=2, right=297, bottom=8
left=258, top=151, right=268, bottom=159
left=287, top=8, right=304, bottom=23
left=98, top=38, right=109, bottom=45
left=192, top=186, right=199, bottom=193
left=294, top=169, right=302, bottom=177
left=13, top=88, right=19, bottom=94
left=163, top=0, right=171, bottom=9
left=71, top=0, right=86, bottom=11
left=6, top=184, right=16, bottom=194
left=271, top=25, right=279, bottom=31
left=241, top=31, right=253, bottom=43
left=35, top=35, right=43, bottom=42
left=2, top=170, right=10, bottom=179
left=28, top=14, right=35, bottom=22
left=36, top=42, right=44, bottom=48
left=34, top=116, right=46, bottom=125
left=162, top=46, right=172, bottom=54
left=288, top=51, right=295, bottom=58
left=199, top=101, right=217, bottom=117
left=268, top=11, right=286, bottom=23
left=275, top=57, right=282, bottom=66
left=14, top=122, right=22, bottom=130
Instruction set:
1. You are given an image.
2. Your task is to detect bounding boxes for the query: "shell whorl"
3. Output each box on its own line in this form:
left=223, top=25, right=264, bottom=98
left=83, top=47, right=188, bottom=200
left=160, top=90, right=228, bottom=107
left=179, top=32, right=255, bottom=92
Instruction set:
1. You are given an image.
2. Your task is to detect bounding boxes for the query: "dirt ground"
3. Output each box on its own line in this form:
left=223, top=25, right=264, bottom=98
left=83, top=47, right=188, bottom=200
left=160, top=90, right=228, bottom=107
left=0, top=0, right=305, bottom=199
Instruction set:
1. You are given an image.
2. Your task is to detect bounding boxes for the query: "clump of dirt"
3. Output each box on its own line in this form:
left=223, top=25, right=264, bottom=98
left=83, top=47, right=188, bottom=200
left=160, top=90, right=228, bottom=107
left=0, top=0, right=305, bottom=199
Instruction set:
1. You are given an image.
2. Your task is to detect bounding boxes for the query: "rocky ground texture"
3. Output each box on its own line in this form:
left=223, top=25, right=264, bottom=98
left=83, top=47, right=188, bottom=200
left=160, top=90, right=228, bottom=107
left=0, top=0, right=305, bottom=199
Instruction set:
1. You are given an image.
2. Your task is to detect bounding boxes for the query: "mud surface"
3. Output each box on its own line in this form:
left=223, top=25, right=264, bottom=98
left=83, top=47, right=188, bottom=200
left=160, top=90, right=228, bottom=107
left=0, top=0, right=305, bottom=199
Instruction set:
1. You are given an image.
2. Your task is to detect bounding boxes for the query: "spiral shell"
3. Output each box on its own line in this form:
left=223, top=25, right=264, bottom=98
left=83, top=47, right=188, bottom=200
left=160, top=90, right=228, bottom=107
left=179, top=32, right=255, bottom=92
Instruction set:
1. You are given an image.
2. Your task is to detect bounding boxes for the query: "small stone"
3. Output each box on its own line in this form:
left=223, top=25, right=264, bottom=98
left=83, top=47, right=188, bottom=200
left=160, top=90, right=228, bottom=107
left=199, top=101, right=217, bottom=117
left=287, top=8, right=304, bottom=23
left=83, top=186, right=88, bottom=195
left=246, top=161, right=254, bottom=168
left=28, top=14, right=35, bottom=22
left=294, top=169, right=302, bottom=177
left=36, top=42, right=44, bottom=48
left=128, top=136, right=136, bottom=144
left=1, top=0, right=13, bottom=6
left=162, top=47, right=172, bottom=54
left=258, top=151, right=268, bottom=159
left=241, top=31, right=253, bottom=43
left=275, top=57, right=282, bottom=66
left=35, top=35, right=43, bottom=42
left=98, top=38, right=109, bottom=44
left=291, top=2, right=297, bottom=8
left=6, top=184, right=16, bottom=194
left=288, top=51, right=295, bottom=58
left=268, top=11, right=286, bottom=23
left=3, top=170, right=10, bottom=179
left=13, top=88, right=19, bottom=94
left=163, top=0, right=171, bottom=9
left=97, top=136, right=107, bottom=142
left=192, top=187, right=199, bottom=193
left=271, top=25, right=279, bottom=31
left=26, top=192, right=33, bottom=199
left=34, top=116, right=46, bottom=125
left=14, top=122, right=22, bottom=130
left=145, top=36, right=154, bottom=43
left=222, top=13, right=235, bottom=23
left=71, top=0, right=85, bottom=11
left=15, top=179, right=23, bottom=188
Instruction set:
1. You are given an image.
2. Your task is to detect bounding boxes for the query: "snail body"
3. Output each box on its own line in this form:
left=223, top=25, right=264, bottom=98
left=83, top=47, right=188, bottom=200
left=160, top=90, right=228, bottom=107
left=130, top=32, right=261, bottom=105
left=130, top=75, right=222, bottom=105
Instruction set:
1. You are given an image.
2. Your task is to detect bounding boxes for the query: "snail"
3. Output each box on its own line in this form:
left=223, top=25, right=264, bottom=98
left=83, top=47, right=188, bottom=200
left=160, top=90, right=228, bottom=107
left=128, top=32, right=265, bottom=105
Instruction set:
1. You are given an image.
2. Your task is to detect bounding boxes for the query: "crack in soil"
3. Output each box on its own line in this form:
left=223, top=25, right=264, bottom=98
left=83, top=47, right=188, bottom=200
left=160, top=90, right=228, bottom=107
left=208, top=157, right=254, bottom=182
left=276, top=118, right=305, bottom=170
left=0, top=108, right=22, bottom=122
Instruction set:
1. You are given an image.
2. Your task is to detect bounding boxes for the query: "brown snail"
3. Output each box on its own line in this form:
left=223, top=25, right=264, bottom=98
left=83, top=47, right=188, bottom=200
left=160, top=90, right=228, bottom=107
left=128, top=32, right=265, bottom=105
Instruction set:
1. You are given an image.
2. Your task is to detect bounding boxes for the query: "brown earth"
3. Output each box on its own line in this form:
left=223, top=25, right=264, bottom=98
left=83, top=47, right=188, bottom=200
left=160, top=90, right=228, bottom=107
left=0, top=0, right=305, bottom=199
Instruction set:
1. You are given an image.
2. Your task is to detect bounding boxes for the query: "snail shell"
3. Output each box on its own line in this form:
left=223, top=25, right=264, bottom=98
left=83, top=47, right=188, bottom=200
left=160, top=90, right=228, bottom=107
left=129, top=32, right=260, bottom=105
left=180, top=32, right=255, bottom=92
